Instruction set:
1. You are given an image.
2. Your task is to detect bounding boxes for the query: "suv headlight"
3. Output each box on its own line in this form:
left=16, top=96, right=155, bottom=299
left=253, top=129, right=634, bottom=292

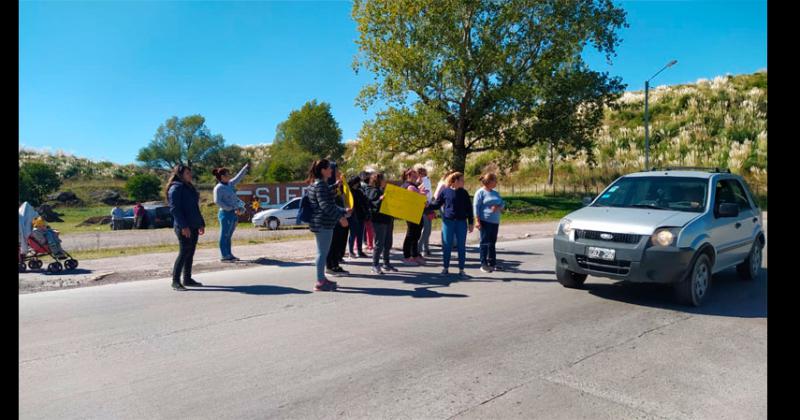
left=651, top=227, right=680, bottom=247
left=557, top=218, right=574, bottom=235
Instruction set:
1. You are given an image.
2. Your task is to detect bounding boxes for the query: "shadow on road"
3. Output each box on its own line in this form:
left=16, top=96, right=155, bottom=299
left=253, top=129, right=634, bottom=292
left=336, top=285, right=468, bottom=298
left=583, top=268, right=767, bottom=318
left=29, top=268, right=95, bottom=276
left=191, top=285, right=312, bottom=295
left=246, top=258, right=311, bottom=267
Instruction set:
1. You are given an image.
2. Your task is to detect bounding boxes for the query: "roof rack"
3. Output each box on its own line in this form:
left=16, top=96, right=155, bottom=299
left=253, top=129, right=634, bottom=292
left=649, top=167, right=731, bottom=174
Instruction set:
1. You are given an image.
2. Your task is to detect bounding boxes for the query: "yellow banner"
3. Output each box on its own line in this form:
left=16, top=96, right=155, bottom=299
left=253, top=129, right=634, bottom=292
left=342, top=179, right=355, bottom=209
left=380, top=183, right=426, bottom=224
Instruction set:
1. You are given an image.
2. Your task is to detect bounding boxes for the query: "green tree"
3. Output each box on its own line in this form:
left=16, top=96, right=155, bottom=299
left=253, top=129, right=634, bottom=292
left=126, top=174, right=162, bottom=202
left=137, top=115, right=225, bottom=172
left=525, top=63, right=623, bottom=184
left=263, top=138, right=315, bottom=181
left=352, top=0, right=627, bottom=172
left=267, top=161, right=296, bottom=182
left=275, top=100, right=345, bottom=160
left=19, top=162, right=61, bottom=206
left=199, top=145, right=249, bottom=175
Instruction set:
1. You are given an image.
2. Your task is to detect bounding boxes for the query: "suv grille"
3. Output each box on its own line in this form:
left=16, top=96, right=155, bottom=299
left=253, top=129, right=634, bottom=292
left=576, top=255, right=631, bottom=275
left=575, top=229, right=642, bottom=244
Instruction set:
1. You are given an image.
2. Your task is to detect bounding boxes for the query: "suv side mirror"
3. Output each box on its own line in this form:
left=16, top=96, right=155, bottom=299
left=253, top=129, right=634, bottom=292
left=582, top=196, right=594, bottom=207
left=717, top=203, right=739, bottom=218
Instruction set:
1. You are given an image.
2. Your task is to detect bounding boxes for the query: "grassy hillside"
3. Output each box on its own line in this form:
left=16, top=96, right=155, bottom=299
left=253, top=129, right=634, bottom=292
left=344, top=71, right=767, bottom=194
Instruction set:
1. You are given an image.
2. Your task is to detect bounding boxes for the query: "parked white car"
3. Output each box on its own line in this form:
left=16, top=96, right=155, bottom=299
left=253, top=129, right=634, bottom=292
left=251, top=197, right=305, bottom=230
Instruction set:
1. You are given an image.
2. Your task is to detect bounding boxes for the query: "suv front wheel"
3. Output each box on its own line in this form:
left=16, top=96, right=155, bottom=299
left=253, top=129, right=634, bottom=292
left=556, top=264, right=588, bottom=289
left=736, top=241, right=763, bottom=281
left=675, top=253, right=711, bottom=306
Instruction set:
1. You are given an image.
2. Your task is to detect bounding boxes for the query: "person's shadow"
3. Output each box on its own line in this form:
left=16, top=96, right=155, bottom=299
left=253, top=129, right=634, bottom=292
left=191, top=285, right=312, bottom=295
left=245, top=258, right=311, bottom=267
left=336, top=285, right=468, bottom=298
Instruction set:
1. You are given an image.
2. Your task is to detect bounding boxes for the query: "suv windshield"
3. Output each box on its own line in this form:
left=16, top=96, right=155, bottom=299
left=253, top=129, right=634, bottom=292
left=592, top=176, right=708, bottom=213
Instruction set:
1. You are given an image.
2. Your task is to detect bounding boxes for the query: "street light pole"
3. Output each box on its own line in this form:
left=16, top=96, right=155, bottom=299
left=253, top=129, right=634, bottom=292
left=644, top=79, right=650, bottom=170
left=644, top=59, right=677, bottom=170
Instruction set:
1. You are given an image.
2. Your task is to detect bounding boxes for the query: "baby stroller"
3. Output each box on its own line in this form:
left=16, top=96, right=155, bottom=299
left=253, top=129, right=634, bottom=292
left=23, top=234, right=79, bottom=274
left=19, top=202, right=79, bottom=274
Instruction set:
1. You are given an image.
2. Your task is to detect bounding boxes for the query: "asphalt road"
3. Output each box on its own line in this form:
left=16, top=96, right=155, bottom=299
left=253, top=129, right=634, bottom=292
left=19, top=237, right=767, bottom=419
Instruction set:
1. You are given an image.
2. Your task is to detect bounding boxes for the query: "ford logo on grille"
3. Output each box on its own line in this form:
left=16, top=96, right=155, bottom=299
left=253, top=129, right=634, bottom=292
left=600, top=233, right=614, bottom=240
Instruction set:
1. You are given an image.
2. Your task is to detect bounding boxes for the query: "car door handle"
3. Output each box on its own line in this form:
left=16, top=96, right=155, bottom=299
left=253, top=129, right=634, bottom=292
left=735, top=222, right=742, bottom=228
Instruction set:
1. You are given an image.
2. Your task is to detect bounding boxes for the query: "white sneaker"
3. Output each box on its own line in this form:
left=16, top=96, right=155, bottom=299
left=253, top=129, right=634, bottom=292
left=480, top=265, right=493, bottom=273
left=371, top=266, right=384, bottom=275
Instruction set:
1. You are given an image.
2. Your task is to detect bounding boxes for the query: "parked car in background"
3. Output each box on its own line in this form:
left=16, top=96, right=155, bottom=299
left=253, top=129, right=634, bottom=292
left=116, top=203, right=173, bottom=229
left=251, top=197, right=306, bottom=230
left=553, top=168, right=765, bottom=307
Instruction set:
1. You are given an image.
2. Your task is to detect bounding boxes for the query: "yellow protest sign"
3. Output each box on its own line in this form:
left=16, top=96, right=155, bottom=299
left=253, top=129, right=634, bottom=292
left=342, top=179, right=355, bottom=209
left=380, top=183, right=426, bottom=224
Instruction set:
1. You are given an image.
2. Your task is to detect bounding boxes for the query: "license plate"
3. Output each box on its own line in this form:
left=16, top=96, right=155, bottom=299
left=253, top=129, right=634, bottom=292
left=588, top=247, right=616, bottom=261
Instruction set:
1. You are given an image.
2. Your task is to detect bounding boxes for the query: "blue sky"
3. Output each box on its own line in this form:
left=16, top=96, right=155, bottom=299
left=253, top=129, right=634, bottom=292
left=19, top=0, right=767, bottom=164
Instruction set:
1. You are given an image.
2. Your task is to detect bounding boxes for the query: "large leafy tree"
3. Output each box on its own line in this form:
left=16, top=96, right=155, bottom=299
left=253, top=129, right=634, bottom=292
left=261, top=138, right=315, bottom=182
left=527, top=63, right=624, bottom=184
left=352, top=0, right=627, bottom=172
left=199, top=144, right=249, bottom=175
left=137, top=115, right=225, bottom=171
left=275, top=100, right=345, bottom=161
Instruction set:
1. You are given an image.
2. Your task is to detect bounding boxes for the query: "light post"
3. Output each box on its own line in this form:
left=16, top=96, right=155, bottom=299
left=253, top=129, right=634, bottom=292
left=644, top=59, right=677, bottom=170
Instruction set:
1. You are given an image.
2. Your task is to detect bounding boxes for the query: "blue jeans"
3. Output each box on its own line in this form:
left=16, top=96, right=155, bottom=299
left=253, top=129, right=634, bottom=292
left=418, top=215, right=432, bottom=254
left=442, top=218, right=468, bottom=270
left=479, top=221, right=499, bottom=267
left=218, top=210, right=238, bottom=259
left=348, top=216, right=364, bottom=254
left=314, top=228, right=334, bottom=281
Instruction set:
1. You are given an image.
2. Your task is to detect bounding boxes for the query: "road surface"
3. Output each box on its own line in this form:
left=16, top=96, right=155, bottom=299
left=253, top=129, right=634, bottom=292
left=20, top=237, right=767, bottom=419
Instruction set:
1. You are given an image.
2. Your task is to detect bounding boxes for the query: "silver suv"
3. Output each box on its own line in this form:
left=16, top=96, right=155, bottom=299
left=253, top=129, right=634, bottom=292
left=553, top=169, right=765, bottom=306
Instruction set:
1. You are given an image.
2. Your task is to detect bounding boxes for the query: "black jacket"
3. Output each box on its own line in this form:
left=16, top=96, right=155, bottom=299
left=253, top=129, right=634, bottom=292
left=429, top=187, right=474, bottom=225
left=363, top=185, right=393, bottom=224
left=349, top=188, right=370, bottom=221
left=168, top=181, right=206, bottom=229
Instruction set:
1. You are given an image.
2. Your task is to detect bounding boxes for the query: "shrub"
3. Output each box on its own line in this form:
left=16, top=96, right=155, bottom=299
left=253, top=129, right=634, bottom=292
left=126, top=173, right=162, bottom=202
left=19, top=162, right=61, bottom=206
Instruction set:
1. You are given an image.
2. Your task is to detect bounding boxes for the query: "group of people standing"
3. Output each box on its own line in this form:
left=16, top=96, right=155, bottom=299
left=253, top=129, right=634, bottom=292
left=162, top=158, right=505, bottom=293
left=306, top=159, right=506, bottom=292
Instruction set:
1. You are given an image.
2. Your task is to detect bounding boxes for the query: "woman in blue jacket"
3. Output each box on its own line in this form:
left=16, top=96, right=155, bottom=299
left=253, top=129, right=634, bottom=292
left=428, top=172, right=474, bottom=278
left=166, top=164, right=206, bottom=291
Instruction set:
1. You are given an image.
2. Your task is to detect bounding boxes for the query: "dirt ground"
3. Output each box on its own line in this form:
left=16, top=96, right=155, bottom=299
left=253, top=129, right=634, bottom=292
left=19, top=221, right=559, bottom=294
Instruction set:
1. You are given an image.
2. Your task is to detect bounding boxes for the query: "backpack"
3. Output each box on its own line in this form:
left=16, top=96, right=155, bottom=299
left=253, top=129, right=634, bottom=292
left=296, top=188, right=314, bottom=224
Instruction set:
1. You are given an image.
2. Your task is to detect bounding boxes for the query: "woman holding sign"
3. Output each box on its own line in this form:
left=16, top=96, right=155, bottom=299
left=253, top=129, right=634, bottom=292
left=364, top=172, right=397, bottom=274
left=306, top=159, right=350, bottom=292
left=400, top=169, right=428, bottom=265
left=429, top=172, right=474, bottom=278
